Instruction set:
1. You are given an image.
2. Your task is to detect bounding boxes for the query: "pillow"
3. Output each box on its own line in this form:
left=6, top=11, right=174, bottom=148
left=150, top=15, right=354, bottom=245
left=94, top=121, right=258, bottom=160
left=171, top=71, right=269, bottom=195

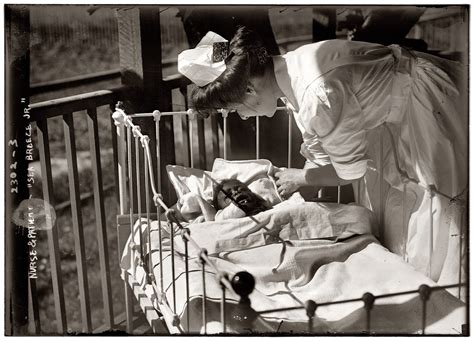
left=167, top=159, right=284, bottom=207
left=166, top=164, right=210, bottom=200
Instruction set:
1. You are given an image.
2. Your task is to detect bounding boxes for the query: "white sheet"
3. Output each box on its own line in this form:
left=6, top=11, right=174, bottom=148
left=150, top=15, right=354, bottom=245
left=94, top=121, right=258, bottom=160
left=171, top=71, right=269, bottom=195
left=121, top=202, right=466, bottom=334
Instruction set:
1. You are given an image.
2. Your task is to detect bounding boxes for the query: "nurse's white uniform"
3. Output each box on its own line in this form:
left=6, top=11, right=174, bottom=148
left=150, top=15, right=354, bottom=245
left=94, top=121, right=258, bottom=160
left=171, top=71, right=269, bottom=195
left=273, top=40, right=467, bottom=295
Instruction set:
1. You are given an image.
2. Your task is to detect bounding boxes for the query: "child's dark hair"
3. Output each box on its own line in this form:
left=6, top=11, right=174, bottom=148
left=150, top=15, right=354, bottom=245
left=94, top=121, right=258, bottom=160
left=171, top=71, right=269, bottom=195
left=190, top=26, right=270, bottom=116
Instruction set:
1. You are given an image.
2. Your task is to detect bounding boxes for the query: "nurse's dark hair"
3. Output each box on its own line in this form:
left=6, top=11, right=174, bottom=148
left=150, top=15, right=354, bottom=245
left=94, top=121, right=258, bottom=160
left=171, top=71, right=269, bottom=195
left=190, top=26, right=270, bottom=116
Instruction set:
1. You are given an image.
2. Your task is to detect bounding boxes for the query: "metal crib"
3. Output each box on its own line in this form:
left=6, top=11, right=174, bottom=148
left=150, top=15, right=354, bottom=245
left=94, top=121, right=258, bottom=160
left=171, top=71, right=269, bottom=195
left=112, top=103, right=467, bottom=335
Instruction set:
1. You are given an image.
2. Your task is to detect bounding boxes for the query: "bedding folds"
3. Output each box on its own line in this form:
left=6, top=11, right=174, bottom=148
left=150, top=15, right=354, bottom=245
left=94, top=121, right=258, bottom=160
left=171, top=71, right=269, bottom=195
left=120, top=201, right=466, bottom=334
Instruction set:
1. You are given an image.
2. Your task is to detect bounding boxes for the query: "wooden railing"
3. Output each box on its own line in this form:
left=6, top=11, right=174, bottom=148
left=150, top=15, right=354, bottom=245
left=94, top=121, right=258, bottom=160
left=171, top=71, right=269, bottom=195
left=27, top=73, right=197, bottom=334
left=29, top=35, right=313, bottom=97
left=29, top=85, right=128, bottom=334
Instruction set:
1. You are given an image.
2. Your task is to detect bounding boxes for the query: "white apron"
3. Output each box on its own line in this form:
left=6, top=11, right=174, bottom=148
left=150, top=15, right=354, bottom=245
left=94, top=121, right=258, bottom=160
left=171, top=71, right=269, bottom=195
left=355, top=46, right=467, bottom=297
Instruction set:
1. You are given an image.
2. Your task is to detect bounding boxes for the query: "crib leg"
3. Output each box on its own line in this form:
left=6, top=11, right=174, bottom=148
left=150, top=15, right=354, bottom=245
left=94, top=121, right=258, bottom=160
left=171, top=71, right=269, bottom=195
left=124, top=274, right=134, bottom=333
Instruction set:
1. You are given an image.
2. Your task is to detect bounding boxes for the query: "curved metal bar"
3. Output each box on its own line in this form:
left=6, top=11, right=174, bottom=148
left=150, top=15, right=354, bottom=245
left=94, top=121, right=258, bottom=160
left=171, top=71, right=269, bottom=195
left=127, top=125, right=136, bottom=277
left=153, top=111, right=162, bottom=193
left=134, top=134, right=144, bottom=264
left=157, top=203, right=164, bottom=295
left=144, top=150, right=153, bottom=282
left=170, top=221, right=177, bottom=313
left=189, top=113, right=195, bottom=168
left=222, top=112, right=228, bottom=160
left=200, top=253, right=208, bottom=334
left=182, top=229, right=191, bottom=332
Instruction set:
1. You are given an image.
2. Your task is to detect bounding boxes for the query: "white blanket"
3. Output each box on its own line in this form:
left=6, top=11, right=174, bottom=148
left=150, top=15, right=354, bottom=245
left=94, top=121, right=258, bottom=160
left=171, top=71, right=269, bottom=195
left=121, top=202, right=465, bottom=334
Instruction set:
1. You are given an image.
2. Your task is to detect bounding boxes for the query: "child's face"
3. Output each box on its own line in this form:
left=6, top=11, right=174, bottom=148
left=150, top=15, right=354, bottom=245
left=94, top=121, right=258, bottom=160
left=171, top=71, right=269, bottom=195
left=217, top=180, right=260, bottom=211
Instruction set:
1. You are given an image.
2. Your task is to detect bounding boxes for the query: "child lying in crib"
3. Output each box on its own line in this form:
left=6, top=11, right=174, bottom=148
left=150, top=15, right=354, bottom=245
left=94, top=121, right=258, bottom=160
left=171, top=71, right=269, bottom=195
left=213, top=179, right=272, bottom=220
left=171, top=179, right=272, bottom=223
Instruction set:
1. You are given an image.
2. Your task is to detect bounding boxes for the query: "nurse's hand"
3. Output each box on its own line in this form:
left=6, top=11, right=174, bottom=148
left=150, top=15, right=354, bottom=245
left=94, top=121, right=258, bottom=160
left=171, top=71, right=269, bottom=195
left=274, top=168, right=307, bottom=198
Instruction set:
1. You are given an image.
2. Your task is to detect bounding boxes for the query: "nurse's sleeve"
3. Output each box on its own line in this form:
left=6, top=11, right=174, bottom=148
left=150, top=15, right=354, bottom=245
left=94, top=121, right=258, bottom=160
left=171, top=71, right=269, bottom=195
left=300, top=75, right=369, bottom=180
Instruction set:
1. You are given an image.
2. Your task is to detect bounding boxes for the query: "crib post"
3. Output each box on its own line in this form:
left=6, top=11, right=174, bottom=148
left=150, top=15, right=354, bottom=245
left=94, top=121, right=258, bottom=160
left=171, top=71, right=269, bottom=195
left=218, top=272, right=229, bottom=333
left=230, top=271, right=257, bottom=333
left=143, top=137, right=155, bottom=284
left=188, top=109, right=196, bottom=168
left=182, top=228, right=191, bottom=332
left=170, top=221, right=177, bottom=313
left=112, top=108, right=134, bottom=334
left=305, top=300, right=317, bottom=334
left=362, top=292, right=375, bottom=334
left=220, top=109, right=229, bottom=160
left=134, top=129, right=144, bottom=265
left=199, top=249, right=208, bottom=334
left=156, top=194, right=164, bottom=297
left=418, top=284, right=431, bottom=335
left=153, top=110, right=162, bottom=193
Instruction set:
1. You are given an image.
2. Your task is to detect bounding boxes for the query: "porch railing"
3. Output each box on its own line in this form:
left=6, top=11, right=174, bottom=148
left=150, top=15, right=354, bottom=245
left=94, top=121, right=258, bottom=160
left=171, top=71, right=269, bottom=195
left=27, top=72, right=196, bottom=334
left=28, top=85, right=128, bottom=334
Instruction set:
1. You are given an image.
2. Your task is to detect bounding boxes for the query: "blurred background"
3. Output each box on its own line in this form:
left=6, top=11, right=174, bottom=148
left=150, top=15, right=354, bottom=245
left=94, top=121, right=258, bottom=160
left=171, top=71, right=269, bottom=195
left=24, top=5, right=468, bottom=334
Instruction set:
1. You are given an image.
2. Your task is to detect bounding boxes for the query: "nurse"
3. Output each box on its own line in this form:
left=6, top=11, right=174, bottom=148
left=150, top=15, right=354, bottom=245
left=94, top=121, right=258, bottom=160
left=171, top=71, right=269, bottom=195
left=177, top=27, right=467, bottom=291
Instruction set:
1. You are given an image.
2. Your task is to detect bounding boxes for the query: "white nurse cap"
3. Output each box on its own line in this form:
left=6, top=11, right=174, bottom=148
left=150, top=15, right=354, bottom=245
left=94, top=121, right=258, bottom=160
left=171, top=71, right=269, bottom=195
left=177, top=31, right=229, bottom=87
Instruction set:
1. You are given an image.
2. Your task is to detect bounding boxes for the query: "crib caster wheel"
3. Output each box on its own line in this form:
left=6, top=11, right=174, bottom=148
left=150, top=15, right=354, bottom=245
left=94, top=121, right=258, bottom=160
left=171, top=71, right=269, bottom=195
left=231, top=271, right=255, bottom=302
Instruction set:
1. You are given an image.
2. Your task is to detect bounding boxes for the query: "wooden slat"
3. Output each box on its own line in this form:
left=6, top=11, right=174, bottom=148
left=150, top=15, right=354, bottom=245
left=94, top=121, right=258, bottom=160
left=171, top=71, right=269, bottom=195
left=197, top=119, right=206, bottom=170
left=86, top=108, right=114, bottom=330
left=163, top=73, right=190, bottom=90
left=29, top=86, right=128, bottom=122
left=211, top=115, right=220, bottom=161
left=36, top=119, right=67, bottom=334
left=62, top=113, right=92, bottom=333
left=117, top=217, right=135, bottom=334
left=28, top=275, right=40, bottom=334
left=182, top=115, right=191, bottom=167
left=127, top=276, right=172, bottom=334
left=114, top=113, right=135, bottom=334
left=203, top=117, right=215, bottom=170
left=93, top=307, right=154, bottom=334
left=30, top=69, right=121, bottom=96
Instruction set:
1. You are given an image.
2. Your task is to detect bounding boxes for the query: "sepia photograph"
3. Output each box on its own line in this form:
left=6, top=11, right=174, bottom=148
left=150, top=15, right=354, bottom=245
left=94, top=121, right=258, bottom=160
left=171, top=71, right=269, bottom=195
left=4, top=3, right=469, bottom=336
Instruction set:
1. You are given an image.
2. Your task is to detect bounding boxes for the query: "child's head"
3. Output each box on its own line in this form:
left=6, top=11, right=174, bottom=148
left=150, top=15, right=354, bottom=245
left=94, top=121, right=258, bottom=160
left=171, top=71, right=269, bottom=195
left=213, top=179, right=270, bottom=216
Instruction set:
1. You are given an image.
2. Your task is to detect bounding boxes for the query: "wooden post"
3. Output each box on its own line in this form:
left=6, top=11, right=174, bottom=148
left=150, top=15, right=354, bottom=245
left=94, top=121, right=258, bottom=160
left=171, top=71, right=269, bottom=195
left=115, top=6, right=176, bottom=334
left=116, top=6, right=175, bottom=206
left=312, top=7, right=337, bottom=42
left=5, top=4, right=31, bottom=335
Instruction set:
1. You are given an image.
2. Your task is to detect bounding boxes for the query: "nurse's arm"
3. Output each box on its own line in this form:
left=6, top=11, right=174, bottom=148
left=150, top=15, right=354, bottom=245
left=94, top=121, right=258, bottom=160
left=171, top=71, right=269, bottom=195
left=275, top=164, right=360, bottom=196
left=304, top=164, right=357, bottom=187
